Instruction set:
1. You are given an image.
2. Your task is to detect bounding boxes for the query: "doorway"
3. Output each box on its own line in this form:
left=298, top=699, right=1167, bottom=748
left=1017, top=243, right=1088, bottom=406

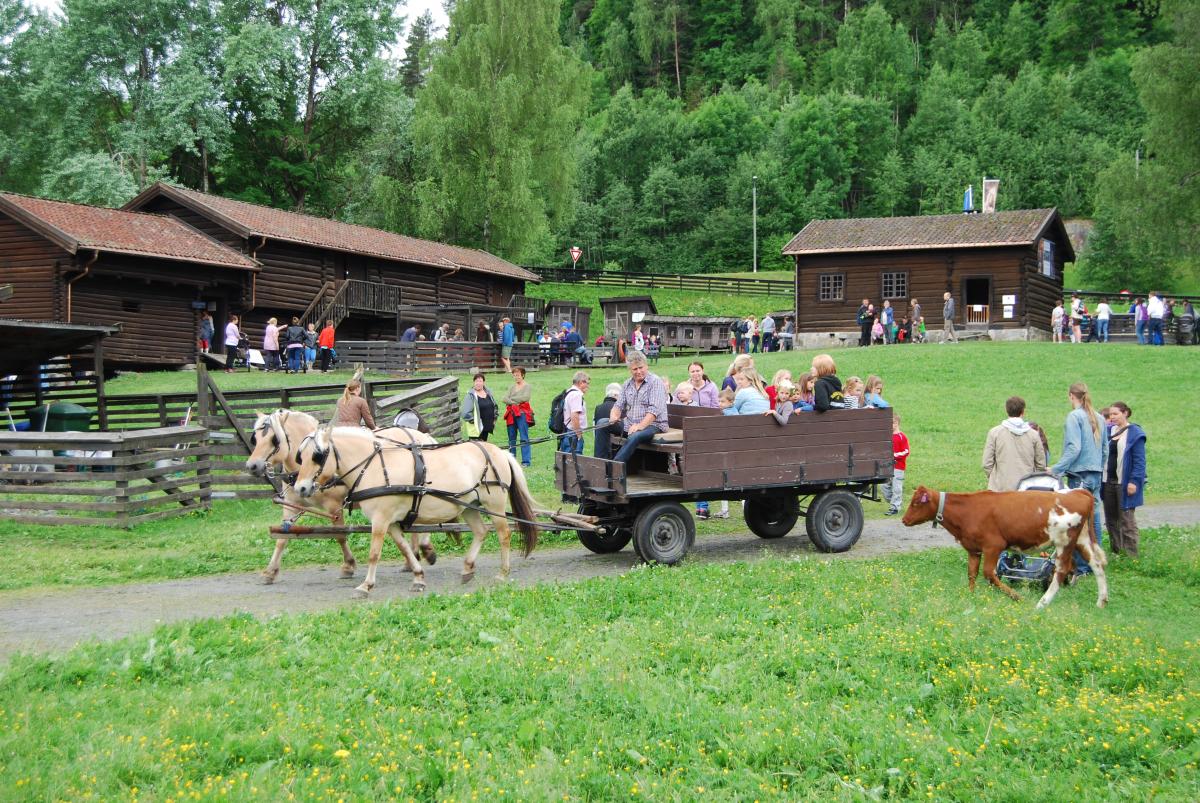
left=963, top=277, right=991, bottom=326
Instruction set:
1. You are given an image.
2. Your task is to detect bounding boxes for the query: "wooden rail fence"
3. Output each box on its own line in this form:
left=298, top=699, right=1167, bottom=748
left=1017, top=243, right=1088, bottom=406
left=0, top=425, right=211, bottom=527
left=532, top=267, right=792, bottom=297
left=337, top=341, right=542, bottom=374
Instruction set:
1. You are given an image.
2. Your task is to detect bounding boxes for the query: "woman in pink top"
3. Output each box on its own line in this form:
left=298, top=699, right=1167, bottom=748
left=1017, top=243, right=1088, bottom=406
left=262, top=317, right=284, bottom=371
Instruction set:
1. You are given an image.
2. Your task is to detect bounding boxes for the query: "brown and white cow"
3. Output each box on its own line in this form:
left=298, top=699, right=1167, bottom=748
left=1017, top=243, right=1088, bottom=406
left=901, top=485, right=1108, bottom=609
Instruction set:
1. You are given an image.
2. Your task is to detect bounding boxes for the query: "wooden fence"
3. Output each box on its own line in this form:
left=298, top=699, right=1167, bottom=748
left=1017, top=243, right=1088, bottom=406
left=532, top=267, right=792, bottom=297
left=337, top=341, right=542, bottom=374
left=1, top=357, right=103, bottom=428
left=0, top=425, right=211, bottom=527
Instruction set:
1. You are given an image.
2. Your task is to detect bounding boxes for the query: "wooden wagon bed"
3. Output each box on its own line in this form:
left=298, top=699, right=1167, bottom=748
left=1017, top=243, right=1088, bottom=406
left=555, top=405, right=894, bottom=564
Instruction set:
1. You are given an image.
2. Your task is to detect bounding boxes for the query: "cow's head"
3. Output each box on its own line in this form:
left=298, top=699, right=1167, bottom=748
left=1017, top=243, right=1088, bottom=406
left=900, top=486, right=937, bottom=527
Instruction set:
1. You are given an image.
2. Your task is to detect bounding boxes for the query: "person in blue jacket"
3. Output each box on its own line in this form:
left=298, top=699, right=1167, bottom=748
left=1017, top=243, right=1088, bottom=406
left=500, top=316, right=515, bottom=372
left=1050, top=381, right=1108, bottom=573
left=1103, top=401, right=1147, bottom=557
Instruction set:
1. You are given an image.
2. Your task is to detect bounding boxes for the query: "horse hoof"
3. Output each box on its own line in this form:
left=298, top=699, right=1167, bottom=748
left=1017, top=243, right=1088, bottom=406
left=461, top=571, right=475, bottom=585
left=340, top=568, right=356, bottom=579
left=353, top=586, right=371, bottom=599
left=261, top=572, right=277, bottom=585
left=410, top=581, right=426, bottom=593
left=423, top=549, right=437, bottom=566
left=494, top=573, right=512, bottom=583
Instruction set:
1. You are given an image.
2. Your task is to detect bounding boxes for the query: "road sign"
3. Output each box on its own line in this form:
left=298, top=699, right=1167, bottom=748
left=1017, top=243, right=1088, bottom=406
left=569, top=246, right=582, bottom=265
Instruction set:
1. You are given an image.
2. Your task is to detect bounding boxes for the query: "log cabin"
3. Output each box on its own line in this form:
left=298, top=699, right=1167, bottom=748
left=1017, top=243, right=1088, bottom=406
left=782, top=209, right=1072, bottom=348
left=0, top=191, right=259, bottom=366
left=124, top=183, right=540, bottom=352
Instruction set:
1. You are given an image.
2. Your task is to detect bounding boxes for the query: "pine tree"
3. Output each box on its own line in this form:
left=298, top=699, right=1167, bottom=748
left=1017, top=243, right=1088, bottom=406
left=400, top=11, right=435, bottom=97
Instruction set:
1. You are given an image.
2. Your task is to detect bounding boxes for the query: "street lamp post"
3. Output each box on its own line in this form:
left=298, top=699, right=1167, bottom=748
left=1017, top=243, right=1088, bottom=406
left=752, top=174, right=758, bottom=274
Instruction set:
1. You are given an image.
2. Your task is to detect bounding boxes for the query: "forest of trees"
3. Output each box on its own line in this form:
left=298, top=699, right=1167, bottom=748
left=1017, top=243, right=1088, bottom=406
left=0, top=0, right=1195, bottom=289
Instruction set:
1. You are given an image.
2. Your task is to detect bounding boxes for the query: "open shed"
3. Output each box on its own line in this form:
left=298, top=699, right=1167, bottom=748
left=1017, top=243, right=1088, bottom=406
left=599, top=296, right=658, bottom=341
left=0, top=318, right=117, bottom=429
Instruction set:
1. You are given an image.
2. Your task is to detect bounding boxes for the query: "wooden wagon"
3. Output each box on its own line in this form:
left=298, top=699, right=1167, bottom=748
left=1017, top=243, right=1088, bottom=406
left=555, top=405, right=894, bottom=564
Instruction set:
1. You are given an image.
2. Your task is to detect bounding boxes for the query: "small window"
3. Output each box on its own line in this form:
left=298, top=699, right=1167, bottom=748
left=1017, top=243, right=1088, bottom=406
left=700, top=326, right=713, bottom=340
left=668, top=327, right=678, bottom=339
left=818, top=273, right=844, bottom=301
left=882, top=271, right=908, bottom=300
left=648, top=326, right=660, bottom=337
left=684, top=328, right=694, bottom=340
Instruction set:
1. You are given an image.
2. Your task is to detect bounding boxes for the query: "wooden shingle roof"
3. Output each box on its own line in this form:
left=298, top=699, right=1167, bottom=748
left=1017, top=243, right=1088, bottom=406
left=126, top=183, right=540, bottom=282
left=782, top=208, right=1074, bottom=261
left=0, top=192, right=260, bottom=270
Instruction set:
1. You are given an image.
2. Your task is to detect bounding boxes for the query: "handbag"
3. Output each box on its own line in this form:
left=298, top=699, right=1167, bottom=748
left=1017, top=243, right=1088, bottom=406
left=463, top=395, right=482, bottom=438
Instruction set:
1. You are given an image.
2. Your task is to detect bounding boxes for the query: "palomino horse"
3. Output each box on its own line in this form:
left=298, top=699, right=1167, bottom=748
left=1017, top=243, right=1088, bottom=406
left=245, top=409, right=438, bottom=583
left=293, top=426, right=540, bottom=595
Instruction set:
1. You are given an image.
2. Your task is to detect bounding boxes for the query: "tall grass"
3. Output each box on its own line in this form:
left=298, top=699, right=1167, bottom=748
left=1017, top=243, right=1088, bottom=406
left=1, top=526, right=1197, bottom=800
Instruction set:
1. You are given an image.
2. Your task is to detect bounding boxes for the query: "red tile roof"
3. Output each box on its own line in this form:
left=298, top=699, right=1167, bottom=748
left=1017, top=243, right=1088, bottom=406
left=142, top=184, right=540, bottom=282
left=0, top=192, right=259, bottom=270
left=783, top=209, right=1066, bottom=257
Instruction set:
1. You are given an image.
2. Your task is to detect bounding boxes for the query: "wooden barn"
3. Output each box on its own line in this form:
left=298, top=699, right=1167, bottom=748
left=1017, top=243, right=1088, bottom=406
left=0, top=192, right=259, bottom=366
left=782, top=209, right=1072, bottom=347
left=123, top=182, right=540, bottom=354
left=641, top=315, right=737, bottom=351
left=599, top=296, right=658, bottom=340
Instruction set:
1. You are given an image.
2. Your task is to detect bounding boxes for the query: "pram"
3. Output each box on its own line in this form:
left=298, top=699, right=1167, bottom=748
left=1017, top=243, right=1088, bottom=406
left=995, top=473, right=1064, bottom=589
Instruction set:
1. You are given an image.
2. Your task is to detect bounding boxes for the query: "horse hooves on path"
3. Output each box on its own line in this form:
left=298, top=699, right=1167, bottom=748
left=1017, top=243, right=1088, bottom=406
left=261, top=572, right=278, bottom=585
left=460, top=571, right=475, bottom=585
left=410, top=581, right=426, bottom=593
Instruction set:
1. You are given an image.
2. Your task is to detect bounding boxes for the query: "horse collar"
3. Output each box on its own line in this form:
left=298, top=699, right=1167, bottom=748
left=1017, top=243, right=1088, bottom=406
left=933, top=492, right=947, bottom=528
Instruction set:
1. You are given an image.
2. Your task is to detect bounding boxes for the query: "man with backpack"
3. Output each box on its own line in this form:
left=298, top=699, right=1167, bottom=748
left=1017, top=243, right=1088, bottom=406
left=551, top=371, right=590, bottom=454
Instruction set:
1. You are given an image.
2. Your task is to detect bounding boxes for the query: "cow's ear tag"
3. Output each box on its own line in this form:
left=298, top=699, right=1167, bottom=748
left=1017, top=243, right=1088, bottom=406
left=918, top=492, right=929, bottom=503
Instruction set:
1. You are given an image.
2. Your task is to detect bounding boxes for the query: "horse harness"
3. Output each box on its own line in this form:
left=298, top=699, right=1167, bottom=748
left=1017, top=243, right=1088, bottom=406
left=311, top=431, right=511, bottom=529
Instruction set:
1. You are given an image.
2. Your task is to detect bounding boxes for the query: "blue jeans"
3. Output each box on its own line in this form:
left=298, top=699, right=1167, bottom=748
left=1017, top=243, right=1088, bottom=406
left=287, top=347, right=304, bottom=372
left=559, top=431, right=584, bottom=454
left=1135, top=320, right=1145, bottom=345
left=1067, top=471, right=1103, bottom=572
left=507, top=416, right=531, bottom=465
left=305, top=346, right=316, bottom=365
left=1149, top=318, right=1163, bottom=345
left=1097, top=319, right=1109, bottom=342
left=612, top=427, right=658, bottom=464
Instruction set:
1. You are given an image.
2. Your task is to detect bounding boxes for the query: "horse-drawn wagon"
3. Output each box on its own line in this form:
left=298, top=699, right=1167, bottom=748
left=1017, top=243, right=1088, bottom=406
left=555, top=405, right=894, bottom=564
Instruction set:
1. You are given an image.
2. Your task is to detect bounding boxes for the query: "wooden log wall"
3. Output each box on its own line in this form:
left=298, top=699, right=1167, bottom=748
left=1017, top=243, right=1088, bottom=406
left=338, top=341, right=541, bottom=375
left=793, top=247, right=1037, bottom=332
left=0, top=425, right=211, bottom=527
left=0, top=213, right=69, bottom=320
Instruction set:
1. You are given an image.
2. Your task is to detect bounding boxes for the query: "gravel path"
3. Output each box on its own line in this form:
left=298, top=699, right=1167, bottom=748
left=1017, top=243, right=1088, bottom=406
left=2, top=503, right=1196, bottom=662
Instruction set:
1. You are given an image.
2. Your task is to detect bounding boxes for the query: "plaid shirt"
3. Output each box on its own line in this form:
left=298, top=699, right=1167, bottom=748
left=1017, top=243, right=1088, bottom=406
left=614, top=373, right=669, bottom=433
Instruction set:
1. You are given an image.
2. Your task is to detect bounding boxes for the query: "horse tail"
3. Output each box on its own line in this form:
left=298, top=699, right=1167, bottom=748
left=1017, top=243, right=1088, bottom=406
left=504, top=452, right=540, bottom=557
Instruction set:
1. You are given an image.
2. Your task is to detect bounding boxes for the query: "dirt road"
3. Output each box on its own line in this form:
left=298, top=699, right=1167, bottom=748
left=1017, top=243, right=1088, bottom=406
left=2, top=503, right=1195, bottom=661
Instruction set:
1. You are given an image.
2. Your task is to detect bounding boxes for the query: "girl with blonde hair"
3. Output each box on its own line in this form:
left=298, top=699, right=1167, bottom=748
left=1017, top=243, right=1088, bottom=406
left=1050, top=381, right=1109, bottom=572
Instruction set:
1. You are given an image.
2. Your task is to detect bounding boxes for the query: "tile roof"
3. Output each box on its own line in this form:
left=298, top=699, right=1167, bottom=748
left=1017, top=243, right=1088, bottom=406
left=147, top=184, right=540, bottom=282
left=0, top=192, right=259, bottom=270
left=782, top=209, right=1061, bottom=256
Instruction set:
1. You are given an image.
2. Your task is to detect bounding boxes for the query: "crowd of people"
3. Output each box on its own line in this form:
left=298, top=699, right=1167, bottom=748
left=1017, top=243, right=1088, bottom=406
left=728, top=313, right=794, bottom=353
left=1053, top=291, right=1195, bottom=345
left=851, top=296, right=941, bottom=346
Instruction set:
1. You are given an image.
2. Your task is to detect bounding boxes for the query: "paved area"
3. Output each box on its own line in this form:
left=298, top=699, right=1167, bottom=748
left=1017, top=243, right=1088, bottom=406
left=1, top=503, right=1196, bottom=661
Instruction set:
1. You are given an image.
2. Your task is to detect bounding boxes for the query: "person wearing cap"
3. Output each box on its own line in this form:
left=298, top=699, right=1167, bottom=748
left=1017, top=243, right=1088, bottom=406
left=593, top=381, right=623, bottom=459
left=500, top=316, right=515, bottom=370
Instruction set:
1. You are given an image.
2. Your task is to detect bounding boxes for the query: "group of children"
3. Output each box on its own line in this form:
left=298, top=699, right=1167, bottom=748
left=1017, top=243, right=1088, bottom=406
left=665, top=352, right=911, bottom=516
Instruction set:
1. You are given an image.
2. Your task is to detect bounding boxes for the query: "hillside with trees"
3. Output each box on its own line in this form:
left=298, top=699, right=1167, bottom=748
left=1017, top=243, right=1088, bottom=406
left=0, top=0, right=1195, bottom=289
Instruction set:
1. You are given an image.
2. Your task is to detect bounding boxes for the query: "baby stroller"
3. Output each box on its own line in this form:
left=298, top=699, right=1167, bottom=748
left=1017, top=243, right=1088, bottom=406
left=995, top=473, right=1064, bottom=589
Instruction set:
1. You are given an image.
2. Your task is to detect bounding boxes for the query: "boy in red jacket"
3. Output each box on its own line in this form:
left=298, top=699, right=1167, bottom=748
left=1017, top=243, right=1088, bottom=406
left=884, top=411, right=909, bottom=515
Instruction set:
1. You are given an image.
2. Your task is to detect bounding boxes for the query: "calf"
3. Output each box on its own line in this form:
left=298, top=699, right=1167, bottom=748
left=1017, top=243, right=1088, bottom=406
left=901, top=485, right=1108, bottom=609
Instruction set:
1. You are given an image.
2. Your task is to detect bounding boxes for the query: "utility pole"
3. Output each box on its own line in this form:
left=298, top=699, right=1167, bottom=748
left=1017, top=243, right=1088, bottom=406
left=752, top=175, right=758, bottom=274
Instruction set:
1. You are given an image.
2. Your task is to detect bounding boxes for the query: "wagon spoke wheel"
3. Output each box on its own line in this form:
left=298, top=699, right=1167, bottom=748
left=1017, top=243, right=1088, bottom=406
left=633, top=501, right=695, bottom=565
left=744, top=495, right=799, bottom=539
left=575, top=502, right=633, bottom=554
left=805, top=490, right=864, bottom=553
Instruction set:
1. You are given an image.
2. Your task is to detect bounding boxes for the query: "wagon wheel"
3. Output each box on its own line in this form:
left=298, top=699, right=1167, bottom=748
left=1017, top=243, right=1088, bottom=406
left=575, top=502, right=633, bottom=554
left=805, top=490, right=864, bottom=553
left=633, top=501, right=695, bottom=565
left=743, top=495, right=800, bottom=539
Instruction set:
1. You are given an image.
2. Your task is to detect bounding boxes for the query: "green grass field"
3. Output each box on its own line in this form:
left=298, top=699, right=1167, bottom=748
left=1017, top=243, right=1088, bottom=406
left=1, top=526, right=1197, bottom=800
left=4, top=341, right=1194, bottom=593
